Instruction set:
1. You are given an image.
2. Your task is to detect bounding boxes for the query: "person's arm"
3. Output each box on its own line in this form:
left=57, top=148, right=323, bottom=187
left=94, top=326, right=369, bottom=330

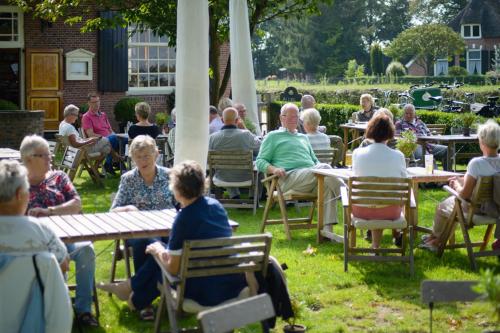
left=28, top=197, right=82, bottom=217
left=450, top=174, right=476, bottom=200
left=255, top=134, right=274, bottom=173
left=146, top=242, right=181, bottom=275
left=67, top=134, right=98, bottom=148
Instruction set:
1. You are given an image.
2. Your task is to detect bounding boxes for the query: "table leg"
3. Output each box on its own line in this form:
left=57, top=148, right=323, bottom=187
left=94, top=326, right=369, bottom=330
left=412, top=180, right=433, bottom=235
left=342, top=128, right=348, bottom=166
left=448, top=141, right=454, bottom=172
left=316, top=174, right=324, bottom=243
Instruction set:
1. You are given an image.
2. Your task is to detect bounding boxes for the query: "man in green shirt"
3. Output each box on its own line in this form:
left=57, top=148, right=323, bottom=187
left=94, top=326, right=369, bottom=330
left=256, top=103, right=344, bottom=229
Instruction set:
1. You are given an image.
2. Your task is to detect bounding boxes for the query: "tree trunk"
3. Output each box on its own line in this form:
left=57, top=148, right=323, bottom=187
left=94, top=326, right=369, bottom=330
left=209, top=9, right=221, bottom=106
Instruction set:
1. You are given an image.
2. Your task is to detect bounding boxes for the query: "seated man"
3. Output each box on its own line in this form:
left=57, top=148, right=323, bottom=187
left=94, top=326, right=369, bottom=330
left=256, top=103, right=344, bottom=231
left=209, top=107, right=262, bottom=199
left=234, top=102, right=257, bottom=134
left=81, top=92, right=121, bottom=174
left=299, top=94, right=326, bottom=134
left=395, top=104, right=448, bottom=169
left=209, top=105, right=223, bottom=134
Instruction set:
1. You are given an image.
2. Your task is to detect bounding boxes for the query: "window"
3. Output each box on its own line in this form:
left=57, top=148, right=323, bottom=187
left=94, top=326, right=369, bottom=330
left=0, top=6, right=23, bottom=48
left=462, top=24, right=481, bottom=39
left=65, top=49, right=94, bottom=80
left=128, top=26, right=176, bottom=92
left=467, top=50, right=481, bottom=74
left=434, top=59, right=448, bottom=76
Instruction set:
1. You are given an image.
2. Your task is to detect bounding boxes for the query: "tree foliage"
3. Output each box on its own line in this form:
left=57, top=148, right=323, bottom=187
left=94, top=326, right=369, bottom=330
left=384, top=24, right=465, bottom=75
left=11, top=0, right=329, bottom=104
left=409, top=0, right=467, bottom=24
left=370, top=43, right=384, bottom=75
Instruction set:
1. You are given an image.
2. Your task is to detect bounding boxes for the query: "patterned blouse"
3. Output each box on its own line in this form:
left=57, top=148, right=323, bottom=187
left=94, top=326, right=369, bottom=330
left=111, top=165, right=175, bottom=210
left=355, top=108, right=375, bottom=122
left=27, top=171, right=80, bottom=210
left=395, top=118, right=431, bottom=136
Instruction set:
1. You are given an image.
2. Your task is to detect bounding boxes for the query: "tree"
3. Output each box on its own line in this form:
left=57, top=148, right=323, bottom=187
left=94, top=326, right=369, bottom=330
left=384, top=24, right=465, bottom=75
left=12, top=0, right=329, bottom=104
left=409, top=0, right=467, bottom=24
left=370, top=43, right=384, bottom=75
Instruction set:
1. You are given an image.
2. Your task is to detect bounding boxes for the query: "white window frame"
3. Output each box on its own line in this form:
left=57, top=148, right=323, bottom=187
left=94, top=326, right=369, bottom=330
left=466, top=49, right=481, bottom=74
left=461, top=24, right=481, bottom=39
left=434, top=59, right=449, bottom=76
left=0, top=6, right=24, bottom=48
left=127, top=26, right=176, bottom=95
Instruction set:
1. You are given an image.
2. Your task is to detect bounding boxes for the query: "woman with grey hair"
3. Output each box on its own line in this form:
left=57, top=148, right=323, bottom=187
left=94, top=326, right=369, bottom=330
left=0, top=159, right=72, bottom=332
left=355, top=93, right=375, bottom=122
left=98, top=134, right=175, bottom=320
left=422, top=119, right=500, bottom=251
left=20, top=135, right=98, bottom=326
left=301, top=108, right=330, bottom=150
left=128, top=102, right=161, bottom=140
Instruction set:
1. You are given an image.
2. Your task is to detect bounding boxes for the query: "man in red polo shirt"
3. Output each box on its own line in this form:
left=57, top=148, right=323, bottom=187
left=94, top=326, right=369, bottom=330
left=81, top=92, right=120, bottom=174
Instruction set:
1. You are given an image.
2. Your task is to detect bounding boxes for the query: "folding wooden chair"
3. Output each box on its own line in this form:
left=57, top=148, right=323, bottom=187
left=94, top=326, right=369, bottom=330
left=341, top=177, right=416, bottom=276
left=437, top=176, right=500, bottom=270
left=154, top=234, right=272, bottom=333
left=426, top=124, right=447, bottom=135
left=207, top=150, right=259, bottom=215
left=313, top=148, right=337, bottom=167
left=260, top=173, right=318, bottom=240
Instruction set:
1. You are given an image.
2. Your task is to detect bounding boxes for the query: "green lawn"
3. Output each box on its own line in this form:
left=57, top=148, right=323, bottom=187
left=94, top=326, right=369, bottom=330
left=70, top=173, right=499, bottom=333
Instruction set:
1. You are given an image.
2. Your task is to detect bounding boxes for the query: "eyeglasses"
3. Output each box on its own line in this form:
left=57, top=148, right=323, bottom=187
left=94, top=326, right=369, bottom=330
left=31, top=153, right=51, bottom=159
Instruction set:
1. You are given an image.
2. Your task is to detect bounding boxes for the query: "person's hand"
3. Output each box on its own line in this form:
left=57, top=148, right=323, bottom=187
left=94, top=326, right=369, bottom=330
left=27, top=207, right=50, bottom=217
left=60, top=257, right=70, bottom=273
left=272, top=167, right=286, bottom=178
left=448, top=176, right=463, bottom=191
left=236, top=118, right=246, bottom=130
left=111, top=205, right=139, bottom=212
left=146, top=241, right=166, bottom=257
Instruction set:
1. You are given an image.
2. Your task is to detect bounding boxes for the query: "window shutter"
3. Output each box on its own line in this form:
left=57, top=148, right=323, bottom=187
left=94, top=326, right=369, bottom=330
left=98, top=11, right=128, bottom=92
left=459, top=51, right=466, bottom=69
left=481, top=50, right=489, bottom=74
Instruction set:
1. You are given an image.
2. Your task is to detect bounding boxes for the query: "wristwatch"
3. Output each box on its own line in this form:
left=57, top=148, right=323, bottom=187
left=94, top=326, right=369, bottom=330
left=48, top=207, right=55, bottom=216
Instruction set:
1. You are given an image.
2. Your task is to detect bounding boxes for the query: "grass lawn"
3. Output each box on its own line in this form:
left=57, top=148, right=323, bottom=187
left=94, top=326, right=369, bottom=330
left=70, top=173, right=499, bottom=333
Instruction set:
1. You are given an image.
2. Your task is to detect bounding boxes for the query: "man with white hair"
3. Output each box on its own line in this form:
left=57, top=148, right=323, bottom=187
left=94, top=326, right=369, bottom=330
left=233, top=102, right=257, bottom=134
left=209, top=107, right=261, bottom=199
left=256, top=103, right=344, bottom=229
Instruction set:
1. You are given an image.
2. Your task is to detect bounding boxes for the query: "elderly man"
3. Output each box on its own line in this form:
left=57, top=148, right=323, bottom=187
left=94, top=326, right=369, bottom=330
left=234, top=102, right=257, bottom=134
left=209, top=107, right=262, bottom=199
left=81, top=92, right=120, bottom=174
left=256, top=103, right=344, bottom=229
left=395, top=104, right=448, bottom=169
left=0, top=160, right=72, bottom=332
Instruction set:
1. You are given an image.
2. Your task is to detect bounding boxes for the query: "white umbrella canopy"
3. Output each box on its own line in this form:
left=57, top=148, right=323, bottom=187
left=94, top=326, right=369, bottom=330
left=229, top=0, right=261, bottom=135
left=174, top=0, right=210, bottom=170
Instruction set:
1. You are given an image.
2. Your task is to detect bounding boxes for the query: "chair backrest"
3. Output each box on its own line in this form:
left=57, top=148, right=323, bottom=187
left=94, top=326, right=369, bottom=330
left=176, top=234, right=272, bottom=308
left=313, top=148, right=336, bottom=166
left=468, top=176, right=494, bottom=219
left=426, top=124, right=446, bottom=135
left=347, top=177, right=412, bottom=215
left=207, top=150, right=254, bottom=185
left=198, top=294, right=275, bottom=333
left=60, top=146, right=83, bottom=171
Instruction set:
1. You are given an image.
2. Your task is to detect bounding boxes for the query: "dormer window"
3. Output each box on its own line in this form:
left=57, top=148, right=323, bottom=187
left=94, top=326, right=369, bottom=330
left=462, top=24, right=481, bottom=39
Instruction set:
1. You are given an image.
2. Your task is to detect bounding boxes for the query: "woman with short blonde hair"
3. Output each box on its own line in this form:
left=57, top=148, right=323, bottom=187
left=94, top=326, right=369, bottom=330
left=128, top=102, right=161, bottom=140
left=355, top=93, right=375, bottom=122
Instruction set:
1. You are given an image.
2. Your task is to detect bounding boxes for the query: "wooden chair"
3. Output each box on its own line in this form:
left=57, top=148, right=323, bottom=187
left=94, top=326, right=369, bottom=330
left=154, top=234, right=272, bottom=333
left=313, top=148, right=337, bottom=167
left=47, top=139, right=62, bottom=168
left=207, top=150, right=259, bottom=215
left=260, top=174, right=317, bottom=240
left=341, top=177, right=416, bottom=276
left=421, top=280, right=480, bottom=333
left=55, top=146, right=102, bottom=185
left=437, top=176, right=500, bottom=270
left=426, top=124, right=446, bottom=135
left=197, top=294, right=275, bottom=333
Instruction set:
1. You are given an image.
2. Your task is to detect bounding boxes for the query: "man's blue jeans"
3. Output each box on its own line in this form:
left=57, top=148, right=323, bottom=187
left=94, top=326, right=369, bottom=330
left=105, top=134, right=119, bottom=165
left=66, top=242, right=95, bottom=314
left=414, top=143, right=448, bottom=170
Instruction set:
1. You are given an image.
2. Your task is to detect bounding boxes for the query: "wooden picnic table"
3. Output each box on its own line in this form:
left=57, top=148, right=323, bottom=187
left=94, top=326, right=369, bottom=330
left=416, top=134, right=478, bottom=171
left=339, top=122, right=367, bottom=166
left=312, top=167, right=462, bottom=243
left=0, top=148, right=20, bottom=161
left=38, top=209, right=239, bottom=243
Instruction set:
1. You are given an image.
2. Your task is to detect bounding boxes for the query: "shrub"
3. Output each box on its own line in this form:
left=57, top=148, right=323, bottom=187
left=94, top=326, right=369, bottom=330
left=386, top=61, right=406, bottom=77
left=114, top=97, right=144, bottom=123
left=370, top=43, right=384, bottom=76
left=155, top=112, right=168, bottom=127
left=0, top=99, right=19, bottom=110
left=448, top=66, right=468, bottom=77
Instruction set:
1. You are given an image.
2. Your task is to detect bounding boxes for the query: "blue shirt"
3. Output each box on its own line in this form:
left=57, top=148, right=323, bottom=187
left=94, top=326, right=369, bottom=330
left=167, top=196, right=246, bottom=306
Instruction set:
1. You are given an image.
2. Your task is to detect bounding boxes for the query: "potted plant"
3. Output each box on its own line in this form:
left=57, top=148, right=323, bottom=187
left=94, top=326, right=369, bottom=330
left=461, top=113, right=478, bottom=137
left=283, top=297, right=306, bottom=333
left=396, top=130, right=418, bottom=166
left=155, top=112, right=169, bottom=134
left=473, top=269, right=500, bottom=329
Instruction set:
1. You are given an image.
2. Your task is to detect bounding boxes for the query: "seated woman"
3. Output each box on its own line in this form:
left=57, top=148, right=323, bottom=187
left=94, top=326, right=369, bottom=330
left=20, top=135, right=98, bottom=327
left=128, top=102, right=161, bottom=140
left=59, top=104, right=112, bottom=170
left=107, top=134, right=175, bottom=320
left=354, top=93, right=376, bottom=123
left=352, top=114, right=407, bottom=249
left=422, top=119, right=500, bottom=251
left=359, top=108, right=397, bottom=149
left=98, top=160, right=246, bottom=311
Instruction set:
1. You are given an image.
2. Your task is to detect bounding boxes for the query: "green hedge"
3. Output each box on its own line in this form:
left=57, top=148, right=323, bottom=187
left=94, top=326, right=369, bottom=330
left=343, top=75, right=496, bottom=86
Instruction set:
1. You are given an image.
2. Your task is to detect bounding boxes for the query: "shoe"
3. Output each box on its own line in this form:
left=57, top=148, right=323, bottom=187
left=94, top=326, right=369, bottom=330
left=323, top=224, right=333, bottom=233
left=76, top=312, right=98, bottom=327
left=492, top=239, right=500, bottom=251
left=393, top=234, right=403, bottom=248
left=364, top=230, right=372, bottom=242
left=96, top=280, right=132, bottom=301
left=421, top=234, right=432, bottom=243
left=139, top=307, right=155, bottom=321
left=230, top=195, right=241, bottom=200
left=418, top=242, right=438, bottom=252
left=104, top=162, right=116, bottom=175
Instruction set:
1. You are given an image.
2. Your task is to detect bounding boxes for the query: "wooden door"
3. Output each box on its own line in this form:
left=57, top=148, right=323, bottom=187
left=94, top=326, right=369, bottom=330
left=26, top=49, right=63, bottom=131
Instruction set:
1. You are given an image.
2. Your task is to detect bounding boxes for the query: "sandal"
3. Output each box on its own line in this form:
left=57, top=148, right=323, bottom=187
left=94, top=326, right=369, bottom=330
left=76, top=312, right=99, bottom=327
left=139, top=307, right=154, bottom=321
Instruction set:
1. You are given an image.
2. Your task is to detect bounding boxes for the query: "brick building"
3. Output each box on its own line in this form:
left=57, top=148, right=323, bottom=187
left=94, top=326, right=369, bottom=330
left=0, top=4, right=230, bottom=131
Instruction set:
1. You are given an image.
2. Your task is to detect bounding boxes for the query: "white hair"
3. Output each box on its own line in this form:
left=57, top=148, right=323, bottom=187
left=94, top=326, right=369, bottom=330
left=63, top=104, right=79, bottom=118
left=478, top=119, right=500, bottom=149
left=280, top=103, right=299, bottom=116
left=129, top=135, right=158, bottom=158
left=0, top=160, right=29, bottom=203
left=301, top=108, right=321, bottom=128
left=20, top=135, right=49, bottom=162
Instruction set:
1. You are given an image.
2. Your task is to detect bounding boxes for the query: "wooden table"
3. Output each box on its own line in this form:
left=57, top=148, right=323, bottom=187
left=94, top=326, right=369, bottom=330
left=312, top=167, right=462, bottom=243
left=115, top=133, right=129, bottom=174
left=39, top=209, right=239, bottom=243
left=0, top=148, right=20, bottom=161
left=417, top=134, right=478, bottom=171
left=339, top=123, right=367, bottom=166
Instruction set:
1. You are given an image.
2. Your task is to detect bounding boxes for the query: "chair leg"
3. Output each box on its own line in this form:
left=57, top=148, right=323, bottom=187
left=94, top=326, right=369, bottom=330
left=109, top=240, right=120, bottom=296
left=458, top=217, right=477, bottom=270
left=124, top=242, right=132, bottom=279
left=409, top=226, right=415, bottom=278
left=344, top=224, right=348, bottom=272
left=154, top=290, right=166, bottom=333
left=480, top=224, right=494, bottom=252
left=260, top=196, right=273, bottom=233
left=93, top=279, right=100, bottom=319
left=277, top=191, right=292, bottom=240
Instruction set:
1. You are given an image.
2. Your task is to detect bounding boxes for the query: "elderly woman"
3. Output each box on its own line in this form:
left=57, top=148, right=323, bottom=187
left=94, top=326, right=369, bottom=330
left=422, top=119, right=500, bottom=251
left=355, top=93, right=376, bottom=122
left=99, top=134, right=175, bottom=320
left=99, top=161, right=247, bottom=313
left=128, top=102, right=161, bottom=140
left=20, top=135, right=98, bottom=327
left=0, top=160, right=72, bottom=332
left=352, top=114, right=407, bottom=249
left=302, top=108, right=331, bottom=150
